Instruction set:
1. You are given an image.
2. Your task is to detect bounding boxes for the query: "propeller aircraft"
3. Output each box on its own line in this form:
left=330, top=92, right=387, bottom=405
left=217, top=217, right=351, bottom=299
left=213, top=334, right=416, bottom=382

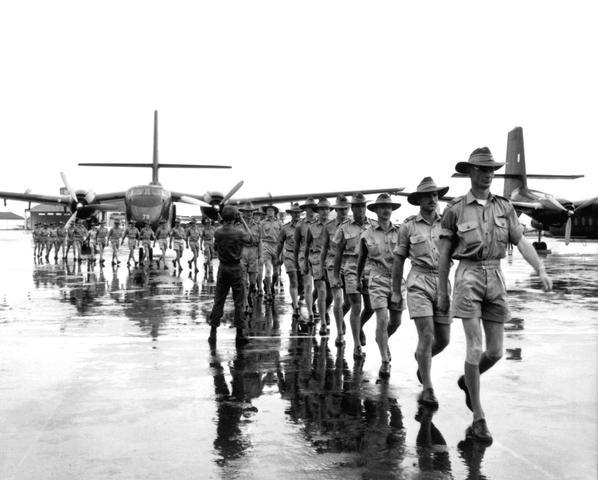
left=1, top=111, right=404, bottom=229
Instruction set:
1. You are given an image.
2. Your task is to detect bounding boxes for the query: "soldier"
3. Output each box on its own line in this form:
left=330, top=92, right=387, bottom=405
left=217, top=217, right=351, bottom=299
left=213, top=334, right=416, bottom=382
left=260, top=203, right=283, bottom=304
left=108, top=219, right=123, bottom=266
left=305, top=198, right=332, bottom=335
left=392, top=177, right=451, bottom=409
left=88, top=223, right=98, bottom=264
left=96, top=220, right=109, bottom=266
left=275, top=202, right=302, bottom=320
left=154, top=219, right=170, bottom=269
left=207, top=205, right=254, bottom=346
left=320, top=194, right=350, bottom=346
left=55, top=222, right=67, bottom=260
left=39, top=224, right=50, bottom=260
left=252, top=209, right=266, bottom=296
left=186, top=218, right=202, bottom=272
left=123, top=220, right=140, bottom=267
left=71, top=219, right=89, bottom=263
left=139, top=221, right=155, bottom=266
left=170, top=219, right=187, bottom=271
left=357, top=193, right=402, bottom=379
left=239, top=202, right=261, bottom=312
left=438, top=147, right=552, bottom=444
left=200, top=218, right=216, bottom=282
left=64, top=222, right=75, bottom=259
left=46, top=223, right=57, bottom=261
left=294, top=197, right=318, bottom=328
left=333, top=192, right=374, bottom=360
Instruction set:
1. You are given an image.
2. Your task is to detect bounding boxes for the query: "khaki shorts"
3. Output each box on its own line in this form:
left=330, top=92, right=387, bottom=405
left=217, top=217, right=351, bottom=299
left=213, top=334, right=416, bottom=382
left=158, top=239, right=168, bottom=251
left=308, top=253, right=324, bottom=281
left=283, top=250, right=297, bottom=273
left=203, top=242, right=215, bottom=259
left=188, top=240, right=200, bottom=251
left=127, top=238, right=138, bottom=250
left=452, top=260, right=509, bottom=323
left=369, top=271, right=403, bottom=311
left=325, top=266, right=343, bottom=289
left=173, top=239, right=185, bottom=252
left=241, top=246, right=259, bottom=274
left=406, top=268, right=452, bottom=324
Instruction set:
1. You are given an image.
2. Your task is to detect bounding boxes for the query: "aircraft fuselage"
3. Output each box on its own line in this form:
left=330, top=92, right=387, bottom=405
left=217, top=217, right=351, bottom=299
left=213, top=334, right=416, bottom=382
left=125, top=184, right=172, bottom=229
left=510, top=188, right=573, bottom=227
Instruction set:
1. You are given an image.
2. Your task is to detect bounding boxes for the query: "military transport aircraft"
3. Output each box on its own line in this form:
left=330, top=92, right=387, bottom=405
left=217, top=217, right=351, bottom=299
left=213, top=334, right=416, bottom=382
left=0, top=111, right=403, bottom=228
left=453, top=126, right=598, bottom=248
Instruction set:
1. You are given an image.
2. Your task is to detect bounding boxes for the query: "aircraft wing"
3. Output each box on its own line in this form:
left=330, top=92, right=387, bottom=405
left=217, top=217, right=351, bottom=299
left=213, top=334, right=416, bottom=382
left=172, top=187, right=405, bottom=207
left=230, top=187, right=405, bottom=206
left=93, top=192, right=128, bottom=203
left=0, top=190, right=71, bottom=205
left=574, top=197, right=598, bottom=210
left=510, top=200, right=545, bottom=215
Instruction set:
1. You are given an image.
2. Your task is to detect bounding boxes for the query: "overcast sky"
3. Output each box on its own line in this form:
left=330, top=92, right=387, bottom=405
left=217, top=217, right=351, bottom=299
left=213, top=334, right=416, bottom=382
left=1, top=1, right=596, bottom=218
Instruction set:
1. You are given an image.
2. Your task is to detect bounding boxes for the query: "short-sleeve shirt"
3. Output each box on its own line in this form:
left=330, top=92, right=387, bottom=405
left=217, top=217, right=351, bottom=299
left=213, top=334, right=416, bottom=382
left=201, top=226, right=216, bottom=243
left=155, top=226, right=170, bottom=240
left=214, top=224, right=252, bottom=265
left=243, top=219, right=261, bottom=251
left=170, top=226, right=186, bottom=240
left=334, top=218, right=373, bottom=262
left=440, top=190, right=523, bottom=260
left=323, top=218, right=346, bottom=268
left=140, top=227, right=154, bottom=241
left=278, top=220, right=298, bottom=252
left=260, top=217, right=282, bottom=244
left=361, top=222, right=400, bottom=274
left=307, top=219, right=327, bottom=256
left=124, top=227, right=140, bottom=240
left=395, top=213, right=443, bottom=270
left=187, top=225, right=202, bottom=242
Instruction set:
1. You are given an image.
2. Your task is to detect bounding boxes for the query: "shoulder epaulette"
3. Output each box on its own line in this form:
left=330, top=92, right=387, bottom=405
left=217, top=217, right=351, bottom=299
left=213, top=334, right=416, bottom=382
left=402, top=214, right=417, bottom=223
left=445, top=195, right=465, bottom=208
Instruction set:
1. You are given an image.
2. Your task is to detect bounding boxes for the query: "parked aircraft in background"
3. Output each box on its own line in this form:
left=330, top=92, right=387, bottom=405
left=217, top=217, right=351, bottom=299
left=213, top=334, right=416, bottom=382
left=1, top=111, right=403, bottom=229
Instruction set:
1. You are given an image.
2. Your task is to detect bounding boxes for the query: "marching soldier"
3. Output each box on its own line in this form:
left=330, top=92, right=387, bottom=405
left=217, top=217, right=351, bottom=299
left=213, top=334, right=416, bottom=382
left=275, top=202, right=302, bottom=320
left=170, top=219, right=187, bottom=272
left=356, top=193, right=403, bottom=379
left=154, top=219, right=170, bottom=269
left=438, top=147, right=552, bottom=443
left=333, top=192, right=374, bottom=360
left=186, top=218, right=202, bottom=272
left=96, top=220, right=109, bottom=266
left=304, top=198, right=332, bottom=334
left=260, top=203, right=283, bottom=303
left=294, top=197, right=318, bottom=327
left=392, top=177, right=451, bottom=409
left=239, top=202, right=261, bottom=312
left=200, top=218, right=216, bottom=282
left=108, top=219, right=123, bottom=266
left=71, top=219, right=89, bottom=263
left=320, top=194, right=350, bottom=346
left=139, top=221, right=155, bottom=267
left=55, top=222, right=67, bottom=260
left=123, top=220, right=140, bottom=267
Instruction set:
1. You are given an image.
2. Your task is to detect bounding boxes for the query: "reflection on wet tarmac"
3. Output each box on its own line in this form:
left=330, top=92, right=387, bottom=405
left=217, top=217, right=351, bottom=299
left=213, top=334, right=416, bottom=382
left=1, top=232, right=597, bottom=480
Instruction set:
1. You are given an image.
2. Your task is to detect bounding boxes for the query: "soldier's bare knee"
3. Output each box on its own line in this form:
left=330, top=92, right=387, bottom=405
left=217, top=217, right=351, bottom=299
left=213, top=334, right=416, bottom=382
left=466, top=344, right=483, bottom=365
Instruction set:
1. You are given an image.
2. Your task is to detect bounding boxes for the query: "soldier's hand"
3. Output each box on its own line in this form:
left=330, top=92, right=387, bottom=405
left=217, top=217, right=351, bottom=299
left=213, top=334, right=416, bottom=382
left=391, top=291, right=402, bottom=305
left=437, top=292, right=450, bottom=314
left=539, top=271, right=552, bottom=292
left=356, top=277, right=363, bottom=293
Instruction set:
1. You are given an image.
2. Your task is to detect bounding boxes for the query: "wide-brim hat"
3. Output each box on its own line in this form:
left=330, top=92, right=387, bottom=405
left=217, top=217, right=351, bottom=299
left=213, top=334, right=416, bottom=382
left=407, top=177, right=450, bottom=205
left=315, top=197, right=331, bottom=210
left=261, top=203, right=279, bottom=215
left=367, top=193, right=401, bottom=212
left=332, top=194, right=349, bottom=209
left=350, top=192, right=367, bottom=205
left=239, top=201, right=257, bottom=212
left=300, top=196, right=317, bottom=211
left=455, top=147, right=504, bottom=174
left=285, top=202, right=302, bottom=214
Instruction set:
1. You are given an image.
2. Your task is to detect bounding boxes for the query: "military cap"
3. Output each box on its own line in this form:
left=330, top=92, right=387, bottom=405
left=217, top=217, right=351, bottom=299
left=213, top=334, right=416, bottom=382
left=367, top=193, right=401, bottom=212
left=261, top=203, right=279, bottom=215
left=407, top=177, right=450, bottom=206
left=350, top=192, right=367, bottom=205
left=455, top=147, right=504, bottom=174
left=286, top=202, right=302, bottom=214
left=300, top=196, right=318, bottom=210
left=315, top=197, right=331, bottom=210
left=239, top=201, right=257, bottom=212
left=332, top=194, right=349, bottom=209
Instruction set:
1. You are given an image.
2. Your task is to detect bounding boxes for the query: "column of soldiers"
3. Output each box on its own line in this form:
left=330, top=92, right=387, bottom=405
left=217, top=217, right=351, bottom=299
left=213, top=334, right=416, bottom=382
left=263, top=147, right=552, bottom=445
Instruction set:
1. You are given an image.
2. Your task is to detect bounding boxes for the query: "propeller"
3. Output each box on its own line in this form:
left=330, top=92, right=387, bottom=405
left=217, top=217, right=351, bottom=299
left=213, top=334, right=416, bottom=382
left=179, top=195, right=211, bottom=207
left=60, top=171, right=78, bottom=204
left=64, top=211, right=78, bottom=229
left=201, top=181, right=244, bottom=220
left=545, top=195, right=573, bottom=245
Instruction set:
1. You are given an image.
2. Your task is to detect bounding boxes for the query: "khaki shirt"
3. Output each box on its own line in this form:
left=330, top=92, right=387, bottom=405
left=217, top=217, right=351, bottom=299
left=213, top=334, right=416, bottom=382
left=361, top=222, right=399, bottom=274
left=155, top=225, right=170, bottom=240
left=334, top=218, right=373, bottom=261
left=395, top=213, right=443, bottom=270
left=96, top=226, right=108, bottom=240
left=187, top=225, right=202, bottom=242
left=278, top=220, right=298, bottom=252
left=140, top=227, right=154, bottom=242
left=243, top=219, right=261, bottom=253
left=306, top=219, right=327, bottom=256
left=108, top=226, right=123, bottom=241
left=440, top=190, right=523, bottom=261
left=260, top=217, right=282, bottom=244
left=323, top=218, right=345, bottom=268
left=124, top=226, right=140, bottom=240
left=201, top=226, right=216, bottom=243
left=170, top=226, right=186, bottom=240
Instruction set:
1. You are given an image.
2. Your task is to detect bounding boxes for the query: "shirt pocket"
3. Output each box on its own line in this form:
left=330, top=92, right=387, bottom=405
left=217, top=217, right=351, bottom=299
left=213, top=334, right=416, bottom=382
left=457, top=221, right=482, bottom=249
left=365, top=237, right=380, bottom=258
left=493, top=216, right=508, bottom=245
left=345, top=231, right=359, bottom=254
left=410, top=234, right=430, bottom=258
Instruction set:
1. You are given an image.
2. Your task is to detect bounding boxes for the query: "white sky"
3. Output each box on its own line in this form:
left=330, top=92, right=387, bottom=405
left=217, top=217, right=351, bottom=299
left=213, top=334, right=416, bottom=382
left=1, top=1, right=597, bottom=219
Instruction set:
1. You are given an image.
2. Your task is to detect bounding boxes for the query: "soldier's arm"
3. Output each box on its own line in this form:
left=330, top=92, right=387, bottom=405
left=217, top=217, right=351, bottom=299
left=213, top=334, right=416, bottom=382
left=392, top=254, right=406, bottom=302
left=293, top=227, right=301, bottom=266
left=356, top=237, right=368, bottom=282
left=516, top=237, right=552, bottom=291
left=304, top=229, right=313, bottom=271
left=320, top=228, right=330, bottom=270
left=333, top=232, right=346, bottom=280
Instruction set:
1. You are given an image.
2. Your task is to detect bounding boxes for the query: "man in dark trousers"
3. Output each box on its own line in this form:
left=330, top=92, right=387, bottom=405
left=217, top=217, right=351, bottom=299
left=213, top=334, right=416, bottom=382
left=208, top=205, right=254, bottom=346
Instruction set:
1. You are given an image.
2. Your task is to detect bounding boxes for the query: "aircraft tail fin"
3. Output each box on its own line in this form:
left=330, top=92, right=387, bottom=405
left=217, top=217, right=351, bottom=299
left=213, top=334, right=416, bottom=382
left=504, top=126, right=527, bottom=198
left=79, top=111, right=231, bottom=181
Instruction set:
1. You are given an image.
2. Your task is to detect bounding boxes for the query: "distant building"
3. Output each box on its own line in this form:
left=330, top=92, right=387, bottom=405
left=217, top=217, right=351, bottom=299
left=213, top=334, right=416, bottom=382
left=0, top=211, right=24, bottom=230
left=27, top=204, right=71, bottom=228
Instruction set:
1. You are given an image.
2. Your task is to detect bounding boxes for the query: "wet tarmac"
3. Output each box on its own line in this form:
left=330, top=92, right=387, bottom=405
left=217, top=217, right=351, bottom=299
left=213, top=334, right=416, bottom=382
left=1, top=231, right=596, bottom=480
